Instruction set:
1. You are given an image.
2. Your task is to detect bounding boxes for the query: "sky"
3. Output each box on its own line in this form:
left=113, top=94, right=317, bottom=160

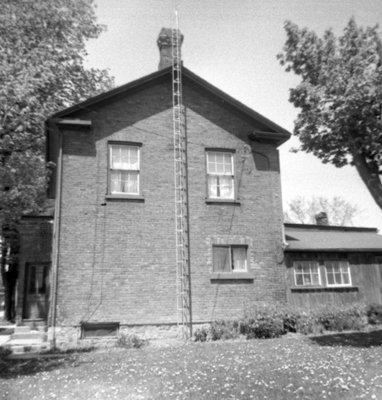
left=86, top=0, right=382, bottom=230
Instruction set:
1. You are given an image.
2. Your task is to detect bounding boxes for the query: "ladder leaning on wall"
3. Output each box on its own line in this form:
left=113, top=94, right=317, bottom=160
left=172, top=18, right=192, bottom=339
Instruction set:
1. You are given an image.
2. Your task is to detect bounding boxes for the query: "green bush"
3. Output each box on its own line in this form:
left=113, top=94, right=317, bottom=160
left=193, top=326, right=209, bottom=342
left=209, top=320, right=239, bottom=341
left=241, top=305, right=285, bottom=339
left=117, top=334, right=146, bottom=349
left=315, top=304, right=366, bottom=332
left=366, top=303, right=382, bottom=325
left=294, top=312, right=323, bottom=335
left=243, top=316, right=284, bottom=339
left=194, top=303, right=369, bottom=342
left=193, top=321, right=239, bottom=342
left=0, top=347, right=11, bottom=359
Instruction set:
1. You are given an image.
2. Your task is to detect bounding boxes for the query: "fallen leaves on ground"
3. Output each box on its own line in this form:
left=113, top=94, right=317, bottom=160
left=1, top=332, right=382, bottom=399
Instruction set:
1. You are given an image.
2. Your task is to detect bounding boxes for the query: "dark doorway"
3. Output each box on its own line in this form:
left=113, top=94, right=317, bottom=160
left=23, top=263, right=50, bottom=320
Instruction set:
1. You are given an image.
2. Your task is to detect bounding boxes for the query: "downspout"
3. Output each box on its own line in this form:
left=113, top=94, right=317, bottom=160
left=49, top=122, right=63, bottom=349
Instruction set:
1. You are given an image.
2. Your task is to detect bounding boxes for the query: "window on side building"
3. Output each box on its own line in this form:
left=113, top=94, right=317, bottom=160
left=294, top=261, right=321, bottom=286
left=108, top=143, right=141, bottom=195
left=206, top=150, right=235, bottom=200
left=213, top=245, right=247, bottom=273
left=325, top=261, right=351, bottom=286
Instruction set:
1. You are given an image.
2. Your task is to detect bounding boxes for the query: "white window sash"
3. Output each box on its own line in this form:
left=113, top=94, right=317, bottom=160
left=206, top=151, right=235, bottom=199
left=325, top=261, right=352, bottom=287
left=294, top=261, right=321, bottom=286
left=109, top=144, right=140, bottom=195
left=213, top=245, right=248, bottom=273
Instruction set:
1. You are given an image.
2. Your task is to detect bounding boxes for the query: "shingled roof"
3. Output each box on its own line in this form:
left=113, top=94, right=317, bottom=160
left=284, top=223, right=382, bottom=253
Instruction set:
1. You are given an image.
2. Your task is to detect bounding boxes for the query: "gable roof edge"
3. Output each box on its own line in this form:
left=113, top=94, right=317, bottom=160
left=47, top=66, right=291, bottom=145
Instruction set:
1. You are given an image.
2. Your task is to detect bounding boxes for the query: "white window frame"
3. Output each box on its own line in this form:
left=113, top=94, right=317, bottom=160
left=206, top=150, right=235, bottom=200
left=294, top=261, right=321, bottom=286
left=325, top=261, right=352, bottom=287
left=108, top=142, right=141, bottom=196
left=212, top=245, right=248, bottom=273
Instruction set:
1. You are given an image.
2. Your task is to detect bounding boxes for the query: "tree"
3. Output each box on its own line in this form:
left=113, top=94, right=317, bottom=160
left=278, top=19, right=382, bottom=211
left=284, top=196, right=359, bottom=226
left=0, top=0, right=114, bottom=320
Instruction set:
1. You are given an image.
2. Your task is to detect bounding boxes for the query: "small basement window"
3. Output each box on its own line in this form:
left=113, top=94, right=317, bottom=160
left=81, top=322, right=119, bottom=338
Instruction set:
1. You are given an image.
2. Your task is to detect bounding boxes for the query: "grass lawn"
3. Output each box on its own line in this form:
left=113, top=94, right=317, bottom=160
left=1, top=330, right=382, bottom=400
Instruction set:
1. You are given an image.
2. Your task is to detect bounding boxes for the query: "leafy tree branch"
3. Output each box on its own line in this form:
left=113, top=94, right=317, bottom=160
left=278, top=18, right=382, bottom=210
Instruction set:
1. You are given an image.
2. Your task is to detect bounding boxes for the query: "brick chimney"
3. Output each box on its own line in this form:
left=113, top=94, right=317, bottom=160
left=157, top=27, right=184, bottom=70
left=315, top=212, right=329, bottom=226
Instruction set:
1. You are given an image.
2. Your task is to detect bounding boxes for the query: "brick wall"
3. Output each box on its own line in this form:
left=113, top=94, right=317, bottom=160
left=53, top=77, right=287, bottom=331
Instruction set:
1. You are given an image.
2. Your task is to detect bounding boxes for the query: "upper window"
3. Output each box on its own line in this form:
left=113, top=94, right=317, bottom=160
left=325, top=261, right=351, bottom=286
left=213, top=245, right=247, bottom=273
left=109, top=143, right=140, bottom=195
left=294, top=261, right=321, bottom=286
left=206, top=151, right=235, bottom=200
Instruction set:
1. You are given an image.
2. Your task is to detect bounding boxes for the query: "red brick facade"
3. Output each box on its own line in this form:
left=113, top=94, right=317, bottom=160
left=45, top=68, right=289, bottom=341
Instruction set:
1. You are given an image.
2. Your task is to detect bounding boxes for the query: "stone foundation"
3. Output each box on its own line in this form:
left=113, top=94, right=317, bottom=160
left=48, top=323, right=186, bottom=349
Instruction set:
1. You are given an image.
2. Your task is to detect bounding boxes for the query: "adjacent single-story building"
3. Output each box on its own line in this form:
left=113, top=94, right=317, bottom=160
left=285, top=222, right=382, bottom=309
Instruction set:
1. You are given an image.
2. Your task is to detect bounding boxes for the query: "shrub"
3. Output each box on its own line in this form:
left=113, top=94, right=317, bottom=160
left=241, top=305, right=285, bottom=339
left=294, top=312, right=323, bottom=335
left=316, top=304, right=367, bottom=332
left=0, top=347, right=11, bottom=359
left=209, top=320, right=239, bottom=341
left=117, top=334, right=146, bottom=349
left=244, top=316, right=284, bottom=339
left=193, top=326, right=209, bottom=342
left=366, top=303, right=382, bottom=325
left=193, top=321, right=239, bottom=342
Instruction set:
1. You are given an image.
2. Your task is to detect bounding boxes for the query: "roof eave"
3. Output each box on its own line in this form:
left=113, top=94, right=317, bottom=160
left=46, top=66, right=291, bottom=145
left=285, top=248, right=382, bottom=253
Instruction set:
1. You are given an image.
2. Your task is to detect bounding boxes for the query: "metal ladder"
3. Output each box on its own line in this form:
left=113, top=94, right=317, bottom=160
left=172, top=22, right=192, bottom=339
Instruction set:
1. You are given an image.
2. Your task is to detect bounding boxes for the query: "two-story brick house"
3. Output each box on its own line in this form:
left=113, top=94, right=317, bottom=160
left=15, top=29, right=291, bottom=346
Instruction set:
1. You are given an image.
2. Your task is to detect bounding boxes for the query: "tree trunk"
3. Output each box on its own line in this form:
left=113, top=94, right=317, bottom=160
left=1, top=270, right=16, bottom=321
left=1, top=230, right=19, bottom=322
left=352, top=151, right=382, bottom=212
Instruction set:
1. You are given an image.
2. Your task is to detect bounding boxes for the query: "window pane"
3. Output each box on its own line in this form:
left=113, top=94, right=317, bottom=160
left=120, top=146, right=130, bottom=168
left=294, top=261, right=320, bottom=286
left=327, top=272, right=334, bottom=285
left=295, top=274, right=303, bottom=286
left=110, top=170, right=122, bottom=193
left=334, top=272, right=342, bottom=284
left=207, top=152, right=216, bottom=174
left=128, top=147, right=139, bottom=170
left=207, top=161, right=216, bottom=174
left=111, top=146, right=121, bottom=169
left=213, top=246, right=230, bottom=272
left=223, top=153, right=233, bottom=174
left=303, top=273, right=311, bottom=285
left=111, top=145, right=139, bottom=170
left=207, top=176, right=218, bottom=198
left=216, top=160, right=225, bottom=174
left=207, top=152, right=233, bottom=175
left=295, top=263, right=303, bottom=273
left=326, top=264, right=334, bottom=274
left=312, top=273, right=320, bottom=285
left=122, top=171, right=139, bottom=194
left=232, top=247, right=247, bottom=271
left=219, top=176, right=234, bottom=199
left=325, top=261, right=351, bottom=286
left=207, top=152, right=235, bottom=199
left=110, top=171, right=139, bottom=194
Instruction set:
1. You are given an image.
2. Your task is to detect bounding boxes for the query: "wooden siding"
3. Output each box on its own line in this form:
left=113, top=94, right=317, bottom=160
left=286, top=252, right=382, bottom=309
